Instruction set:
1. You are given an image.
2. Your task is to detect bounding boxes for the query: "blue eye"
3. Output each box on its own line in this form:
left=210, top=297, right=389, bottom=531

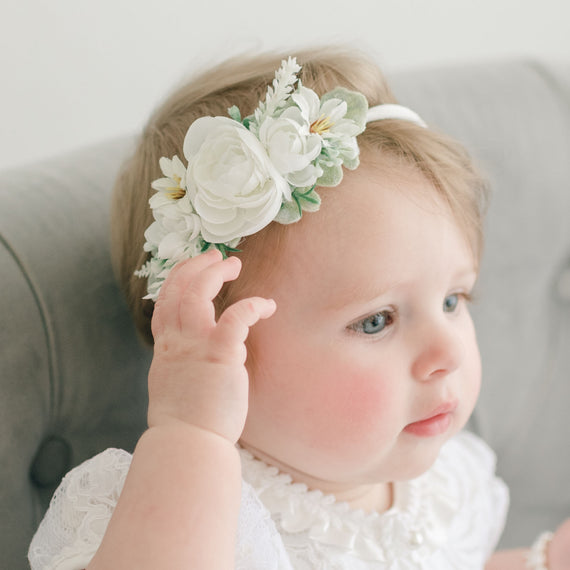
left=443, top=294, right=459, bottom=313
left=352, top=311, right=394, bottom=335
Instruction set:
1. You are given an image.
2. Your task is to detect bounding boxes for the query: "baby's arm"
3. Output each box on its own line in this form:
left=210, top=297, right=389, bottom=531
left=87, top=249, right=276, bottom=570
left=486, top=520, right=570, bottom=570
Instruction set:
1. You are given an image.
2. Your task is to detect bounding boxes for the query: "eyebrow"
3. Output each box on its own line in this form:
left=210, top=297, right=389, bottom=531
left=320, top=267, right=478, bottom=314
left=320, top=280, right=399, bottom=314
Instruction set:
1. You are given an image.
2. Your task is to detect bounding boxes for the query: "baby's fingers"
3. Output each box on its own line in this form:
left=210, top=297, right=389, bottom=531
left=152, top=249, right=223, bottom=336
left=177, top=255, right=243, bottom=334
left=212, top=297, right=276, bottom=363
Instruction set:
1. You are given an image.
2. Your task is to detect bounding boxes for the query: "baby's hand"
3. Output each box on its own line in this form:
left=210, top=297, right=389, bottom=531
left=147, top=249, right=276, bottom=443
left=549, top=519, right=570, bottom=569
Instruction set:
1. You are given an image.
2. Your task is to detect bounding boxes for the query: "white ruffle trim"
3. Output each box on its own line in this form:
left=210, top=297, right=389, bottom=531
left=239, top=446, right=459, bottom=565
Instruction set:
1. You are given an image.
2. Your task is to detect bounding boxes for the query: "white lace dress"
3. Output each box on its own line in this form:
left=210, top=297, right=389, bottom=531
left=29, top=431, right=508, bottom=570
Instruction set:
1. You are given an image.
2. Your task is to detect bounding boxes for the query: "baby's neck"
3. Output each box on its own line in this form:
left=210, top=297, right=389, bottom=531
left=241, top=444, right=394, bottom=514
left=331, top=482, right=394, bottom=514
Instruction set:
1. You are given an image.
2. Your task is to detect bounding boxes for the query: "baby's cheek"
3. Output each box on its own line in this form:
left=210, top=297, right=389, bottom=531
left=307, top=368, right=398, bottom=451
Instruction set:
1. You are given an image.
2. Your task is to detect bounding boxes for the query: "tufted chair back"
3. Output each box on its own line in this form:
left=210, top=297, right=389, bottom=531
left=1, top=60, right=569, bottom=569
left=1, top=137, right=150, bottom=568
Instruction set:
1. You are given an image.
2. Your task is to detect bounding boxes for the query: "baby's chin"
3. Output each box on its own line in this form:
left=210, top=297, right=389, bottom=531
left=389, top=430, right=459, bottom=482
left=326, top=435, right=456, bottom=487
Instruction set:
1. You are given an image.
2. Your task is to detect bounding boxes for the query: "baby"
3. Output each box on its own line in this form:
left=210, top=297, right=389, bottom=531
left=29, top=48, right=570, bottom=569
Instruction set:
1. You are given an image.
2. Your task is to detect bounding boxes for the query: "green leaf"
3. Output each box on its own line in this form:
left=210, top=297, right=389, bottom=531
left=227, top=105, right=242, bottom=123
left=301, top=194, right=318, bottom=205
left=215, top=243, right=242, bottom=258
left=274, top=199, right=302, bottom=224
left=317, top=163, right=343, bottom=187
left=343, top=155, right=360, bottom=170
left=294, top=187, right=321, bottom=210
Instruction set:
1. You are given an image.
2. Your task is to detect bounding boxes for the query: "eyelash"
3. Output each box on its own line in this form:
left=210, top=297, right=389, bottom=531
left=349, top=309, right=396, bottom=336
left=443, top=291, right=474, bottom=313
left=349, top=292, right=474, bottom=336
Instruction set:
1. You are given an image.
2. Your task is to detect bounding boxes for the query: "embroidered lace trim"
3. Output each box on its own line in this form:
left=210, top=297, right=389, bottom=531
left=238, top=431, right=508, bottom=567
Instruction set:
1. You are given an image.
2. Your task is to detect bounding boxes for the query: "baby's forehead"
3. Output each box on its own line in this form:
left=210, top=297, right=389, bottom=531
left=274, top=168, right=475, bottom=275
left=293, top=164, right=448, bottom=238
left=317, top=162, right=477, bottom=256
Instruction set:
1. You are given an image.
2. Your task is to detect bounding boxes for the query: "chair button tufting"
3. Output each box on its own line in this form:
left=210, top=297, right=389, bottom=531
left=557, top=266, right=570, bottom=302
left=30, top=436, right=72, bottom=488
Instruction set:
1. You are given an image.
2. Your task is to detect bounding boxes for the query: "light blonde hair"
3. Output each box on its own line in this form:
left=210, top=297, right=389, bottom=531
left=111, top=46, right=488, bottom=346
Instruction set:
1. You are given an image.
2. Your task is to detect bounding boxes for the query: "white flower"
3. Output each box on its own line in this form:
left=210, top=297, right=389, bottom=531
left=143, top=221, right=200, bottom=265
left=293, top=86, right=362, bottom=139
left=292, top=86, right=368, bottom=185
left=183, top=116, right=290, bottom=244
left=258, top=109, right=323, bottom=188
left=151, top=155, right=187, bottom=199
left=149, top=192, right=199, bottom=235
left=137, top=185, right=203, bottom=301
left=143, top=188, right=202, bottom=255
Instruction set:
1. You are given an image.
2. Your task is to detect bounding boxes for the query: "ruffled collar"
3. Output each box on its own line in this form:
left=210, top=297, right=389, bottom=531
left=239, top=446, right=459, bottom=564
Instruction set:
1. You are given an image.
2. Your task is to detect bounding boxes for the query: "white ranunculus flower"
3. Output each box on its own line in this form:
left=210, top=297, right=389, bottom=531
left=183, top=116, right=290, bottom=244
left=258, top=110, right=322, bottom=188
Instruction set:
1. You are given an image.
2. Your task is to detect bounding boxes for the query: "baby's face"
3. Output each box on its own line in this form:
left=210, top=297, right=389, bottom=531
left=240, top=164, right=481, bottom=499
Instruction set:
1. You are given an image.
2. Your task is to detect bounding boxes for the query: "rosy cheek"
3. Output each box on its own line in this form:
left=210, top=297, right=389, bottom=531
left=305, top=364, right=398, bottom=451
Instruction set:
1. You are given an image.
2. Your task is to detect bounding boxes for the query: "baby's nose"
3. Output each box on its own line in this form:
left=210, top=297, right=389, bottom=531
left=410, top=322, right=464, bottom=381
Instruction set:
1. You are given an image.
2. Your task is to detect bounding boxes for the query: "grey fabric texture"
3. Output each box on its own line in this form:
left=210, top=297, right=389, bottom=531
left=1, top=60, right=569, bottom=569
left=0, top=138, right=150, bottom=568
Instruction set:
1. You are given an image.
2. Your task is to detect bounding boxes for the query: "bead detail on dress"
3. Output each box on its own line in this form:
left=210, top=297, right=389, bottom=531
left=409, top=530, right=425, bottom=548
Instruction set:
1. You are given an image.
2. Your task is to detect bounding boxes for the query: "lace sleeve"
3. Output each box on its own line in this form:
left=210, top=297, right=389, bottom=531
left=236, top=480, right=294, bottom=570
left=28, top=448, right=132, bottom=570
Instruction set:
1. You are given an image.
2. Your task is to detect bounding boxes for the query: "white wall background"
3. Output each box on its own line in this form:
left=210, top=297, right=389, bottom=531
left=1, top=0, right=568, bottom=172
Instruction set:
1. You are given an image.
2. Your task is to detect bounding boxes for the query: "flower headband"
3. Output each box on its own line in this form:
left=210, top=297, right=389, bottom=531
left=136, top=57, right=426, bottom=300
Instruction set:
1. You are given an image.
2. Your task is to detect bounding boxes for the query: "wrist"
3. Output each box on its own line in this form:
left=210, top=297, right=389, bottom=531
left=143, top=421, right=240, bottom=453
left=526, top=531, right=554, bottom=570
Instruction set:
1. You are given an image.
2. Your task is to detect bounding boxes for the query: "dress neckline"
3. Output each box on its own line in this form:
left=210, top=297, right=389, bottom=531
left=238, top=445, right=458, bottom=564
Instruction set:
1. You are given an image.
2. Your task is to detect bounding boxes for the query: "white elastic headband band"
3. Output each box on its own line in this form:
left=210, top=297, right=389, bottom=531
left=366, top=104, right=427, bottom=128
